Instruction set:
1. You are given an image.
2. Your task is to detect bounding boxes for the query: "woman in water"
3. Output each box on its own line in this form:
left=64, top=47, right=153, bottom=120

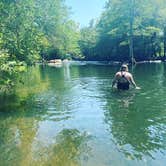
left=112, top=64, right=140, bottom=90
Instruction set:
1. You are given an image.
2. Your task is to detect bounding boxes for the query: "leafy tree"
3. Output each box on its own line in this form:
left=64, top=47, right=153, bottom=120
left=0, top=0, right=44, bottom=63
left=80, top=0, right=166, bottom=61
left=34, top=0, right=81, bottom=60
left=0, top=49, right=26, bottom=94
left=0, top=0, right=81, bottom=93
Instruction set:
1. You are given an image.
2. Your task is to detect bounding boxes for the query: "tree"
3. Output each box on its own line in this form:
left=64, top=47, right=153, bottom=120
left=0, top=0, right=81, bottom=93
left=92, top=0, right=166, bottom=61
left=34, top=0, right=81, bottom=60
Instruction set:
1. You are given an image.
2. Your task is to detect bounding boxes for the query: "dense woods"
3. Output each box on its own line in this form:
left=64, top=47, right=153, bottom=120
left=80, top=0, right=166, bottom=61
left=1, top=0, right=166, bottom=92
left=0, top=0, right=80, bottom=92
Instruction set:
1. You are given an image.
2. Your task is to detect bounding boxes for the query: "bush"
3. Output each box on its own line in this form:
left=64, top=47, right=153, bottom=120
left=0, top=49, right=26, bottom=94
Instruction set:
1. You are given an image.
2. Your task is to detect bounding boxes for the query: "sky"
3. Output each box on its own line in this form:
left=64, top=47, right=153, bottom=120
left=65, top=0, right=107, bottom=27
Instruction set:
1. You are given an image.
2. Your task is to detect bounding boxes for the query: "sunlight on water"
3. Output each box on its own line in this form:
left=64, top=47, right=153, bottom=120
left=1, top=62, right=166, bottom=166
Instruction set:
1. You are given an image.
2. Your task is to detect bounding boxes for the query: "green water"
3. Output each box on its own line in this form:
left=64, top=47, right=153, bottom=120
left=1, top=62, right=166, bottom=166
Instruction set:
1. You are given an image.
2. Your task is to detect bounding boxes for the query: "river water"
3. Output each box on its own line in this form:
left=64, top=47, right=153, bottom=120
left=0, top=61, right=166, bottom=166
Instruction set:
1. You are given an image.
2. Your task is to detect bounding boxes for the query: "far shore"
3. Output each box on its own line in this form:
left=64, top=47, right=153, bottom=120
left=36, top=59, right=166, bottom=67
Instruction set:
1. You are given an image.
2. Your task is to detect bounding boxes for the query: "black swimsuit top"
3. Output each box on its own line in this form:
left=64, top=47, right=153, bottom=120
left=118, top=72, right=129, bottom=83
left=117, top=72, right=130, bottom=90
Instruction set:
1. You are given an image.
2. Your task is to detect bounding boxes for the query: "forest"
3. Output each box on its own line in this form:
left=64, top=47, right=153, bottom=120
left=0, top=0, right=166, bottom=93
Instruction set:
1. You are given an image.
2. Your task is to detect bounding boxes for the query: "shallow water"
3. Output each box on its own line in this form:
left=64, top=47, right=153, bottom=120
left=1, top=62, right=166, bottom=166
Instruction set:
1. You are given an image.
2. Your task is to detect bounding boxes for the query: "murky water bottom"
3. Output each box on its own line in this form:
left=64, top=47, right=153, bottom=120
left=1, top=62, right=166, bottom=166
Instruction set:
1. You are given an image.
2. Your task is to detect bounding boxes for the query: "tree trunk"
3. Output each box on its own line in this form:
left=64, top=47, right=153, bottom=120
left=164, top=26, right=166, bottom=59
left=129, top=0, right=135, bottom=64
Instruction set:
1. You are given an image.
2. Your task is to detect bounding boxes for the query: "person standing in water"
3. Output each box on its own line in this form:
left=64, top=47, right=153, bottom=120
left=112, top=64, right=140, bottom=90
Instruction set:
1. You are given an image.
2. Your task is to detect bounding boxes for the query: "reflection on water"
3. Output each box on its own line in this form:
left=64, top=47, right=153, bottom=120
left=0, top=116, right=90, bottom=166
left=104, top=63, right=166, bottom=163
left=32, top=128, right=90, bottom=166
left=105, top=90, right=166, bottom=160
left=1, top=62, right=166, bottom=165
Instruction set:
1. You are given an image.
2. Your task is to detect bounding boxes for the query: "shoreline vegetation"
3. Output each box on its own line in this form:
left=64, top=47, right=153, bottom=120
left=41, top=58, right=165, bottom=67
left=1, top=0, right=166, bottom=94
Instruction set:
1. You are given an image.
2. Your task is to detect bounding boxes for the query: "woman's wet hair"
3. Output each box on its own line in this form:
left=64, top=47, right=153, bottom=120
left=120, top=64, right=128, bottom=71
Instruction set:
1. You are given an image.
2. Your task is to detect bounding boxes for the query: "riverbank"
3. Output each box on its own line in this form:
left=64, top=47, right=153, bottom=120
left=39, top=59, right=165, bottom=67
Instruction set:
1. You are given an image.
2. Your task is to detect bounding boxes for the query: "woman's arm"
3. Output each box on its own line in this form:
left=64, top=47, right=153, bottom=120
left=112, top=74, right=118, bottom=88
left=129, top=75, right=140, bottom=89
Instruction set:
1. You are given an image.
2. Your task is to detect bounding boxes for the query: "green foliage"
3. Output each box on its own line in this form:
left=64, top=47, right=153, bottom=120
left=0, top=50, right=26, bottom=94
left=0, top=0, right=81, bottom=62
left=0, top=0, right=39, bottom=62
left=1, top=0, right=166, bottom=94
left=34, top=0, right=81, bottom=60
left=80, top=0, right=166, bottom=61
left=0, top=0, right=82, bottom=94
left=79, top=21, right=98, bottom=60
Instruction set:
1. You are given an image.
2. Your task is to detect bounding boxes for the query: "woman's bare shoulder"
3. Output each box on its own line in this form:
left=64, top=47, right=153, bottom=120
left=116, top=71, right=121, bottom=75
left=126, top=72, right=133, bottom=77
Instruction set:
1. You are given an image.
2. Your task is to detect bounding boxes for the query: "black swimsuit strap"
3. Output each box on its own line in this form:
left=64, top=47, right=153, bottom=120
left=121, top=71, right=125, bottom=77
left=120, top=71, right=129, bottom=82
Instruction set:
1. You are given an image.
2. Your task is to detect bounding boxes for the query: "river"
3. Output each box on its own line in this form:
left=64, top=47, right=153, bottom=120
left=0, top=61, right=166, bottom=166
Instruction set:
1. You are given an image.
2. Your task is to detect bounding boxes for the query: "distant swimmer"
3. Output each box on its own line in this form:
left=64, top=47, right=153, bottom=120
left=112, top=64, right=140, bottom=90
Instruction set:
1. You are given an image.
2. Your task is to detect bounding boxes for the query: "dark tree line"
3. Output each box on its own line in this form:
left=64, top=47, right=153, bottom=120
left=79, top=0, right=166, bottom=62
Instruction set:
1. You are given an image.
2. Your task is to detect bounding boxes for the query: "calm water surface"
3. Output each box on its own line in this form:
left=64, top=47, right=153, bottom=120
left=1, top=62, right=166, bottom=166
